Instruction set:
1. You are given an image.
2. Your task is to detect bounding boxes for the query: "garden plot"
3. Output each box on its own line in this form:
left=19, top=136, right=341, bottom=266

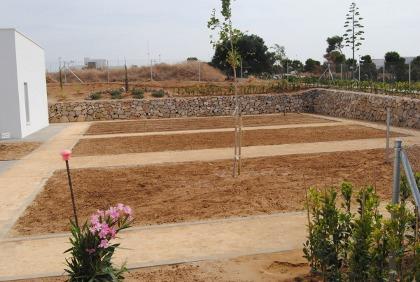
left=85, top=113, right=332, bottom=135
left=73, top=125, right=402, bottom=156
left=12, top=147, right=420, bottom=236
left=0, top=142, right=41, bottom=161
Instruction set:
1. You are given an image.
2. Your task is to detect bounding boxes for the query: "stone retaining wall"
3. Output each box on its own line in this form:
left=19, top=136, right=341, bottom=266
left=312, top=89, right=420, bottom=129
left=49, top=92, right=310, bottom=123
left=49, top=89, right=420, bottom=129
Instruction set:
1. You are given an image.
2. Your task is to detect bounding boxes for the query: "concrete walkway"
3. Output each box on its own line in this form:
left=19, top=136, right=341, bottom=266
left=0, top=114, right=418, bottom=280
left=0, top=212, right=307, bottom=281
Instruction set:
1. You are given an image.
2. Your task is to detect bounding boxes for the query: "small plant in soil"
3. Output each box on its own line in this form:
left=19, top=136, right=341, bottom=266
left=131, top=88, right=144, bottom=99
left=151, top=89, right=165, bottom=98
left=65, top=204, right=133, bottom=281
left=89, top=91, right=102, bottom=100
left=109, top=89, right=122, bottom=99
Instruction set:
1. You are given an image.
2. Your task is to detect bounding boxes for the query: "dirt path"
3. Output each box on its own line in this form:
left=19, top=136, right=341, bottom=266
left=85, top=113, right=331, bottom=135
left=73, top=125, right=399, bottom=156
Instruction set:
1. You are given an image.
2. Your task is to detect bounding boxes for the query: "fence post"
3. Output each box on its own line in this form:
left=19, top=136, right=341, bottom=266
left=392, top=139, right=402, bottom=204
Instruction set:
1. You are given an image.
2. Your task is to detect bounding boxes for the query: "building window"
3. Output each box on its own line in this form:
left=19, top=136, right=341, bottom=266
left=24, top=82, right=30, bottom=125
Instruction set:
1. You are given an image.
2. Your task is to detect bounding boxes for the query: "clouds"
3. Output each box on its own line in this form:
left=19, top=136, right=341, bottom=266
left=1, top=0, right=418, bottom=68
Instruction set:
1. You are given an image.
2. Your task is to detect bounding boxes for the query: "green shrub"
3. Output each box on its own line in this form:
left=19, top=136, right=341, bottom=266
left=151, top=89, right=165, bottom=98
left=304, top=176, right=420, bottom=281
left=109, top=89, right=122, bottom=99
left=89, top=92, right=102, bottom=100
left=131, top=88, right=144, bottom=99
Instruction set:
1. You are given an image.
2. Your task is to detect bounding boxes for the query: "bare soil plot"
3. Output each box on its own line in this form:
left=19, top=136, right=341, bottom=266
left=16, top=249, right=315, bottom=282
left=73, top=125, right=400, bottom=156
left=13, top=147, right=420, bottom=236
left=0, top=142, right=41, bottom=161
left=85, top=114, right=331, bottom=135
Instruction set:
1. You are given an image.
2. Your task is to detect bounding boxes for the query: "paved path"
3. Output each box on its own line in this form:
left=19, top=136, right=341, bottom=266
left=0, top=212, right=307, bottom=281
left=0, top=114, right=419, bottom=280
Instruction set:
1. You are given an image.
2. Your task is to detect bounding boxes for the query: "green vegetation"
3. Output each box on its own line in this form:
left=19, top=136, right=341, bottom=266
left=131, top=88, right=144, bottom=99
left=89, top=92, right=102, bottom=100
left=151, top=89, right=165, bottom=98
left=109, top=89, right=122, bottom=99
left=304, top=175, right=420, bottom=281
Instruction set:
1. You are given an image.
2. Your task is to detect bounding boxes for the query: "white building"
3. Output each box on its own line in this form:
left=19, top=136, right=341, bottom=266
left=0, top=28, right=49, bottom=139
left=84, top=57, right=107, bottom=69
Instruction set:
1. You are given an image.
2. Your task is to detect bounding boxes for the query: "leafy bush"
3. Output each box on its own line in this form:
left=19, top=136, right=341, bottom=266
left=304, top=175, right=420, bottom=281
left=109, top=89, right=122, bottom=99
left=131, top=88, right=144, bottom=99
left=151, top=89, right=165, bottom=98
left=65, top=204, right=133, bottom=281
left=89, top=92, right=102, bottom=100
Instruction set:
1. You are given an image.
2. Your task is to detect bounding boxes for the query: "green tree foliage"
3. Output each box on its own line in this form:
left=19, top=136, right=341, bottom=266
left=343, top=2, right=365, bottom=62
left=410, top=56, right=420, bottom=81
left=271, top=44, right=287, bottom=73
left=304, top=59, right=321, bottom=73
left=385, top=51, right=407, bottom=81
left=211, top=34, right=275, bottom=75
left=360, top=55, right=378, bottom=81
left=326, top=36, right=344, bottom=54
left=324, top=36, right=346, bottom=72
left=208, top=0, right=241, bottom=79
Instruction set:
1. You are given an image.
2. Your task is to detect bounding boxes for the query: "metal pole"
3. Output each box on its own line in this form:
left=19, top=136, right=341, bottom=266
left=358, top=60, right=361, bottom=81
left=65, top=160, right=79, bottom=228
left=341, top=64, right=343, bottom=80
left=392, top=139, right=402, bottom=204
left=240, top=59, right=243, bottom=79
left=107, top=60, right=110, bottom=83
left=150, top=59, right=153, bottom=81
left=386, top=108, right=391, bottom=162
left=383, top=64, right=385, bottom=83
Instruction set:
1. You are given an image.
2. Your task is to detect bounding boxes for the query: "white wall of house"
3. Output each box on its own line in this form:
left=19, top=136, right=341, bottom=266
left=0, top=29, right=48, bottom=139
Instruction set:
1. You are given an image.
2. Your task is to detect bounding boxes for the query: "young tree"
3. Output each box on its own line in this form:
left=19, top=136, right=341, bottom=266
left=208, top=0, right=242, bottom=177
left=343, top=2, right=365, bottom=77
left=385, top=51, right=407, bottom=81
left=360, top=55, right=378, bottom=81
left=304, top=59, right=321, bottom=73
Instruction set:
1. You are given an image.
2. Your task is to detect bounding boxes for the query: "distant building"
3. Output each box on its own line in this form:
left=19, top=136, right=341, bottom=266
left=84, top=57, right=107, bottom=69
left=0, top=28, right=49, bottom=139
left=373, top=57, right=415, bottom=69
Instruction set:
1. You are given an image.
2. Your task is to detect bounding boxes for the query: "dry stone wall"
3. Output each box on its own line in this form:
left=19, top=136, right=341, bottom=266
left=49, top=92, right=310, bottom=123
left=312, top=89, right=420, bottom=129
left=49, top=89, right=420, bottom=129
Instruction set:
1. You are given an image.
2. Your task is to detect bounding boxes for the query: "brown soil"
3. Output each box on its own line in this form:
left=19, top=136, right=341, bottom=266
left=12, top=249, right=319, bottom=282
left=73, top=125, right=399, bottom=157
left=85, top=114, right=331, bottom=135
left=14, top=147, right=420, bottom=236
left=0, top=142, right=41, bottom=161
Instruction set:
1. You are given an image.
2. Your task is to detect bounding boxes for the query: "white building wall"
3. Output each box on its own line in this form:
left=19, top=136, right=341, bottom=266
left=0, top=30, right=21, bottom=139
left=0, top=29, right=48, bottom=139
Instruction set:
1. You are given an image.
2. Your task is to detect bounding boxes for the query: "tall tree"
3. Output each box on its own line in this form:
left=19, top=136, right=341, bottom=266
left=343, top=2, right=365, bottom=63
left=410, top=56, right=420, bottom=81
left=385, top=51, right=407, bottom=81
left=324, top=36, right=346, bottom=73
left=304, top=58, right=321, bottom=73
left=359, top=55, right=377, bottom=81
left=271, top=44, right=287, bottom=73
left=211, top=34, right=275, bottom=75
left=208, top=0, right=242, bottom=177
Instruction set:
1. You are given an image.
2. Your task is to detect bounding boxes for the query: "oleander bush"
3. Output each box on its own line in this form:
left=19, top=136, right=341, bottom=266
left=304, top=174, right=420, bottom=281
left=65, top=204, right=133, bottom=281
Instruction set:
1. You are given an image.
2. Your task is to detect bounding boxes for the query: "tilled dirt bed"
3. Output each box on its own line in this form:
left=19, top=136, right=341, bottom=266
left=73, top=125, right=398, bottom=156
left=13, top=147, right=420, bottom=236
left=85, top=113, right=331, bottom=135
left=0, top=142, right=41, bottom=161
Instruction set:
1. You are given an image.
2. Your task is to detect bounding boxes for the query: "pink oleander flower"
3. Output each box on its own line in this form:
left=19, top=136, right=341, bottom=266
left=60, top=149, right=72, bottom=161
left=123, top=206, right=132, bottom=216
left=107, top=207, right=120, bottom=220
left=90, top=214, right=99, bottom=225
left=98, top=239, right=109, bottom=249
left=117, top=203, right=124, bottom=211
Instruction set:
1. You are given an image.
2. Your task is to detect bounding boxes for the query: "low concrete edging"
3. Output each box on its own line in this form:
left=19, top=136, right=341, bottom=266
left=48, top=89, right=420, bottom=129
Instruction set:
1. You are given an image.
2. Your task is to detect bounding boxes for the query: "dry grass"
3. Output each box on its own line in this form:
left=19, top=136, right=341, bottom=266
left=47, top=62, right=226, bottom=83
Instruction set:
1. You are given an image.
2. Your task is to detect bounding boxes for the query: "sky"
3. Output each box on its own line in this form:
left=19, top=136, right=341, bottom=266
left=1, top=0, right=419, bottom=70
